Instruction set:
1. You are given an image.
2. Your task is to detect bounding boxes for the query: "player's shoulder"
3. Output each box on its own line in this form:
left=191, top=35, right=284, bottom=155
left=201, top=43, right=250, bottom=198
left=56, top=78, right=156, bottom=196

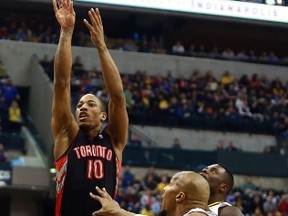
left=219, top=205, right=243, bottom=216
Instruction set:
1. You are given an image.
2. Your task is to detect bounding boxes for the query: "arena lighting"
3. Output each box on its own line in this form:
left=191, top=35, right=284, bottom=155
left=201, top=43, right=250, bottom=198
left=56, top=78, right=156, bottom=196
left=74, top=0, right=288, bottom=23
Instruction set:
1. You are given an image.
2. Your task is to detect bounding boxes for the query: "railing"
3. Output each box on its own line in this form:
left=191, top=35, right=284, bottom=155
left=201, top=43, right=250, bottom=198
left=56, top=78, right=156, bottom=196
left=122, top=146, right=288, bottom=177
left=128, top=125, right=158, bottom=147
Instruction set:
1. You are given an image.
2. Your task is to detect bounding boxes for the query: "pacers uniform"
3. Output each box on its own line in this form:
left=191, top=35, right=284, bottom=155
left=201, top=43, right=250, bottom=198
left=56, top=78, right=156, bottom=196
left=183, top=208, right=216, bottom=216
left=208, top=201, right=232, bottom=216
left=55, top=128, right=121, bottom=216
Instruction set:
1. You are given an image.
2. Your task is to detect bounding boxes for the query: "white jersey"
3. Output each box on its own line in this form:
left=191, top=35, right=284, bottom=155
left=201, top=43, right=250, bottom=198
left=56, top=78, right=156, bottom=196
left=208, top=202, right=231, bottom=215
left=183, top=208, right=216, bottom=216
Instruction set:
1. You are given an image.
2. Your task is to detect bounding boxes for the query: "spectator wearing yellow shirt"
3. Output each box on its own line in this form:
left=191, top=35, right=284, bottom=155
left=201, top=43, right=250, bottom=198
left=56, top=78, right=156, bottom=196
left=157, top=175, right=169, bottom=193
left=220, top=71, right=235, bottom=91
left=140, top=204, right=155, bottom=216
left=8, top=100, right=22, bottom=133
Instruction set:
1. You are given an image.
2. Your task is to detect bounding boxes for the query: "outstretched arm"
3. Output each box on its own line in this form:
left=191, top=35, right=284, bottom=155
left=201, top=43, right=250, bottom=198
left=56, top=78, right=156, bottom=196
left=90, top=187, right=142, bottom=216
left=52, top=0, right=78, bottom=160
left=84, top=8, right=128, bottom=160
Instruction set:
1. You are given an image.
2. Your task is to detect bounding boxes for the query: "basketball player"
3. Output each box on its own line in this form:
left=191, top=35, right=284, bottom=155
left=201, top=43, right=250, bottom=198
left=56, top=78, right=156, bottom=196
left=52, top=0, right=128, bottom=215
left=89, top=164, right=243, bottom=216
left=199, top=164, right=243, bottom=216
left=90, top=171, right=214, bottom=216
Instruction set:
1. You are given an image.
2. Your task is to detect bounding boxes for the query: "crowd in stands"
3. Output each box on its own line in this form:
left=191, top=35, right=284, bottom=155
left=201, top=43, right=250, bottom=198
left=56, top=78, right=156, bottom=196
left=48, top=56, right=288, bottom=142
left=173, top=41, right=288, bottom=67
left=2, top=8, right=284, bottom=152
left=38, top=53, right=288, bottom=155
left=0, top=60, right=25, bottom=165
left=117, top=165, right=288, bottom=216
left=2, top=11, right=288, bottom=67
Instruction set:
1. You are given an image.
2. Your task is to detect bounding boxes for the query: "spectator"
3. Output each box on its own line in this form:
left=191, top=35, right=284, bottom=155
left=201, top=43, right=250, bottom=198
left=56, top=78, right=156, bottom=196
left=249, top=73, right=261, bottom=90
left=248, top=194, right=264, bottom=215
left=144, top=166, right=160, bottom=184
left=220, top=71, right=236, bottom=91
left=197, top=44, right=206, bottom=57
left=172, top=40, right=185, bottom=55
left=234, top=193, right=246, bottom=214
left=263, top=194, right=278, bottom=215
left=238, top=74, right=250, bottom=87
left=124, top=83, right=134, bottom=111
left=235, top=93, right=253, bottom=118
left=84, top=70, right=104, bottom=93
left=248, top=50, right=258, bottom=61
left=222, top=48, right=235, bottom=59
left=268, top=51, right=279, bottom=63
left=123, top=39, right=137, bottom=51
left=149, top=36, right=159, bottom=53
left=129, top=133, right=143, bottom=147
left=140, top=189, right=157, bottom=210
left=156, top=175, right=169, bottom=194
left=236, top=50, right=249, bottom=61
left=240, top=176, right=257, bottom=195
left=251, top=206, right=264, bottom=216
left=0, top=79, right=20, bottom=106
left=0, top=143, right=7, bottom=163
left=171, top=137, right=182, bottom=149
left=15, top=28, right=28, bottom=41
left=209, top=45, right=221, bottom=58
left=138, top=35, right=150, bottom=53
left=206, top=76, right=219, bottom=92
left=216, top=139, right=226, bottom=150
left=278, top=192, right=288, bottom=215
left=140, top=204, right=155, bottom=216
left=143, top=174, right=158, bottom=193
left=188, top=44, right=197, bottom=56
left=263, top=145, right=273, bottom=154
left=72, top=55, right=87, bottom=78
left=8, top=100, right=22, bottom=133
left=0, top=60, right=7, bottom=78
left=0, top=95, right=9, bottom=132
left=226, top=140, right=238, bottom=151
left=0, top=26, right=8, bottom=39
left=151, top=195, right=161, bottom=215
left=121, top=165, right=135, bottom=188
left=124, top=186, right=139, bottom=207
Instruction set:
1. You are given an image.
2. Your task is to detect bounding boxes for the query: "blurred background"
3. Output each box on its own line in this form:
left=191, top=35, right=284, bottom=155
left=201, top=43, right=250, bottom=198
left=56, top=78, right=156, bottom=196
left=0, top=0, right=287, bottom=215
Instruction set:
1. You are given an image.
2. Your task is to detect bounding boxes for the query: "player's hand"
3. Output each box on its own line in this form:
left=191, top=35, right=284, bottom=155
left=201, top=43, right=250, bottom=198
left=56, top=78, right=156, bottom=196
left=84, top=8, right=106, bottom=49
left=53, top=0, right=75, bottom=30
left=89, top=187, right=121, bottom=216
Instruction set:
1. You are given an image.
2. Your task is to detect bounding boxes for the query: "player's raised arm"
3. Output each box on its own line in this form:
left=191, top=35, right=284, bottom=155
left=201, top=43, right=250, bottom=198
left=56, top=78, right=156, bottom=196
left=52, top=0, right=78, bottom=160
left=83, top=8, right=128, bottom=160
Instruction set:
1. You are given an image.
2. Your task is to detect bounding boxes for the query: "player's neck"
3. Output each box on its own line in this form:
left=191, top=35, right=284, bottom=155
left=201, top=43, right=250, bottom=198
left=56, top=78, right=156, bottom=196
left=176, top=205, right=190, bottom=216
left=208, top=194, right=225, bottom=206
left=84, top=128, right=101, bottom=140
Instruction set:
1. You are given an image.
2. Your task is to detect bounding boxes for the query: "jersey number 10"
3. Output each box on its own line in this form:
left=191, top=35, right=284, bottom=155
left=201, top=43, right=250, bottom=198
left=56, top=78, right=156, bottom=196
left=87, top=159, right=104, bottom=179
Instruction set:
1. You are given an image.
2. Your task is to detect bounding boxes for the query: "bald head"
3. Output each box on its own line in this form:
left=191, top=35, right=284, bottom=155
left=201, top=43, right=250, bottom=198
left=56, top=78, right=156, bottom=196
left=160, top=171, right=210, bottom=216
left=175, top=171, right=210, bottom=204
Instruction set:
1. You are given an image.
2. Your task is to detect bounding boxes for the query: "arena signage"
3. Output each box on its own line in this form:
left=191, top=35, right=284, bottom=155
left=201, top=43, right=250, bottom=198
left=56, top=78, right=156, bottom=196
left=0, top=168, right=12, bottom=185
left=75, top=0, right=288, bottom=23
